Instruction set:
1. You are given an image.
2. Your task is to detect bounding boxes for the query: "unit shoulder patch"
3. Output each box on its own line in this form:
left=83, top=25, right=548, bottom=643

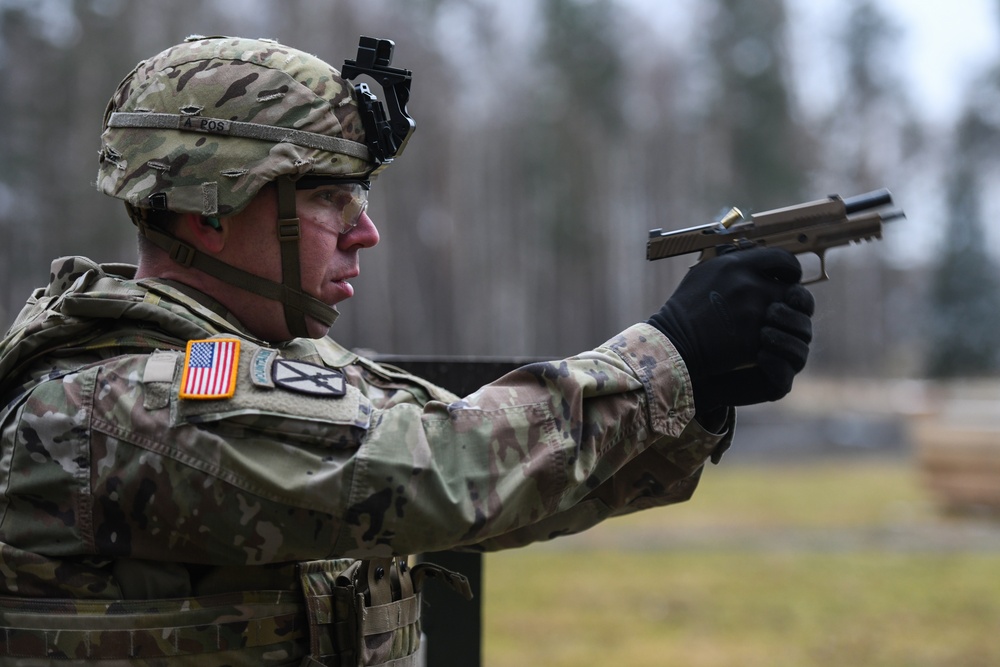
left=272, top=358, right=346, bottom=397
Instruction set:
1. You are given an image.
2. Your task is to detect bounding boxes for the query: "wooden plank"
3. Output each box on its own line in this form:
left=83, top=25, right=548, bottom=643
left=914, top=419, right=1000, bottom=512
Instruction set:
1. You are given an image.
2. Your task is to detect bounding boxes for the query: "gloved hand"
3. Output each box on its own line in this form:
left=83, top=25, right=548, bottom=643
left=647, top=247, right=815, bottom=413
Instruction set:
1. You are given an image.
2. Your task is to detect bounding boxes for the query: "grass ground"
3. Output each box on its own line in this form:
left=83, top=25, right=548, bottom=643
left=483, top=461, right=1000, bottom=666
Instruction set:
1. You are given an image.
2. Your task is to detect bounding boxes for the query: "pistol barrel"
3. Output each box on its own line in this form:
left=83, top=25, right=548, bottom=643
left=842, top=188, right=892, bottom=215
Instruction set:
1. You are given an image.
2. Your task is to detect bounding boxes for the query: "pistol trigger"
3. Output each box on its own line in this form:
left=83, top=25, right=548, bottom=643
left=715, top=244, right=739, bottom=256
left=715, top=239, right=755, bottom=256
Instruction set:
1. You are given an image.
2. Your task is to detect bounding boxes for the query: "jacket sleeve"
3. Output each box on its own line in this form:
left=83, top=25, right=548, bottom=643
left=336, top=322, right=730, bottom=556
left=465, top=411, right=734, bottom=551
left=0, top=324, right=729, bottom=563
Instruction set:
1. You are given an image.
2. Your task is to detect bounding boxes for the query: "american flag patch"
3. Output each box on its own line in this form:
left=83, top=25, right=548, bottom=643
left=179, top=338, right=241, bottom=399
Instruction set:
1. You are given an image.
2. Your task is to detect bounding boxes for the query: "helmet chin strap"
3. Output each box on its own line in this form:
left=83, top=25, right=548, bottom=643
left=274, top=174, right=313, bottom=339
left=130, top=175, right=338, bottom=340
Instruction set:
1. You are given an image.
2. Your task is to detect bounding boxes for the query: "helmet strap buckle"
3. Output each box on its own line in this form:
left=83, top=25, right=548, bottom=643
left=278, top=220, right=301, bottom=242
left=169, top=241, right=197, bottom=267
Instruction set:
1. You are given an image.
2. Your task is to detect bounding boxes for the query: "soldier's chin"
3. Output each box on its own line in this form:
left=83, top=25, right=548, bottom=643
left=303, top=310, right=338, bottom=339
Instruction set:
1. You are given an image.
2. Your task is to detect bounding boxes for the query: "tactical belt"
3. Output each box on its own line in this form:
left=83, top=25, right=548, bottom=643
left=0, top=557, right=471, bottom=666
left=0, top=589, right=307, bottom=665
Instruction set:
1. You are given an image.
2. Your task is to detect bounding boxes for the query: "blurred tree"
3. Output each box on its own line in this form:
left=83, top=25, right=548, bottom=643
left=825, top=0, right=919, bottom=184
left=0, top=1, right=134, bottom=323
left=809, top=0, right=919, bottom=376
left=924, top=115, right=1000, bottom=377
left=521, top=0, right=627, bottom=352
left=698, top=0, right=808, bottom=208
left=922, top=0, right=1000, bottom=378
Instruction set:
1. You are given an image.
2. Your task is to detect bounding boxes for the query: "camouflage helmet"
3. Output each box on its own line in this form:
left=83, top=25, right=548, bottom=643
left=96, top=35, right=414, bottom=341
left=97, top=35, right=374, bottom=217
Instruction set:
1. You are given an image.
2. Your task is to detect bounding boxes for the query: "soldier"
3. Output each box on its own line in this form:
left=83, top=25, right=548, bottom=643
left=0, top=35, right=813, bottom=665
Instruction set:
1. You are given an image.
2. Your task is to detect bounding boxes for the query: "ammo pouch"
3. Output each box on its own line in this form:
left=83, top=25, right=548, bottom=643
left=297, top=557, right=473, bottom=667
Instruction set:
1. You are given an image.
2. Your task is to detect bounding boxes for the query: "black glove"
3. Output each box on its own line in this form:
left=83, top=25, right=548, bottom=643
left=647, top=247, right=815, bottom=413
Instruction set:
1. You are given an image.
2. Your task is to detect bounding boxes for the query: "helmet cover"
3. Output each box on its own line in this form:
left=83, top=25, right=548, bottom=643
left=97, top=35, right=373, bottom=217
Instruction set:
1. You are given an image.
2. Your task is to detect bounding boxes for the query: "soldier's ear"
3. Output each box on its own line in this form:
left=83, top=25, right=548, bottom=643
left=178, top=212, right=227, bottom=253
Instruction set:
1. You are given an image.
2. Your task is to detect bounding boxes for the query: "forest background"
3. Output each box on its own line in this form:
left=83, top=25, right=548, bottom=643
left=1, top=0, right=999, bottom=378
left=5, top=2, right=1000, bottom=664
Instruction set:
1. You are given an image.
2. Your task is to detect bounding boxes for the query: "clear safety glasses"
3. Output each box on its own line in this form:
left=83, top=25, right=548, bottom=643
left=295, top=177, right=371, bottom=234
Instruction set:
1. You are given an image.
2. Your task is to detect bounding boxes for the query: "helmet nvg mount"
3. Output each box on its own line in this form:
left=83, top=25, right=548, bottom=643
left=342, top=36, right=416, bottom=174
left=97, top=35, right=414, bottom=339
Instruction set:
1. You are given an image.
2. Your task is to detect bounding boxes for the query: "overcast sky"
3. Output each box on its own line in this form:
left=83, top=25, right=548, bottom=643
left=825, top=0, right=998, bottom=123
left=625, top=0, right=999, bottom=125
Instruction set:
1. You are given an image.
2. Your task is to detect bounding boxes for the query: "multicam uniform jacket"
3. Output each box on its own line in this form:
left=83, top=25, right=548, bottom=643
left=0, top=256, right=734, bottom=665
